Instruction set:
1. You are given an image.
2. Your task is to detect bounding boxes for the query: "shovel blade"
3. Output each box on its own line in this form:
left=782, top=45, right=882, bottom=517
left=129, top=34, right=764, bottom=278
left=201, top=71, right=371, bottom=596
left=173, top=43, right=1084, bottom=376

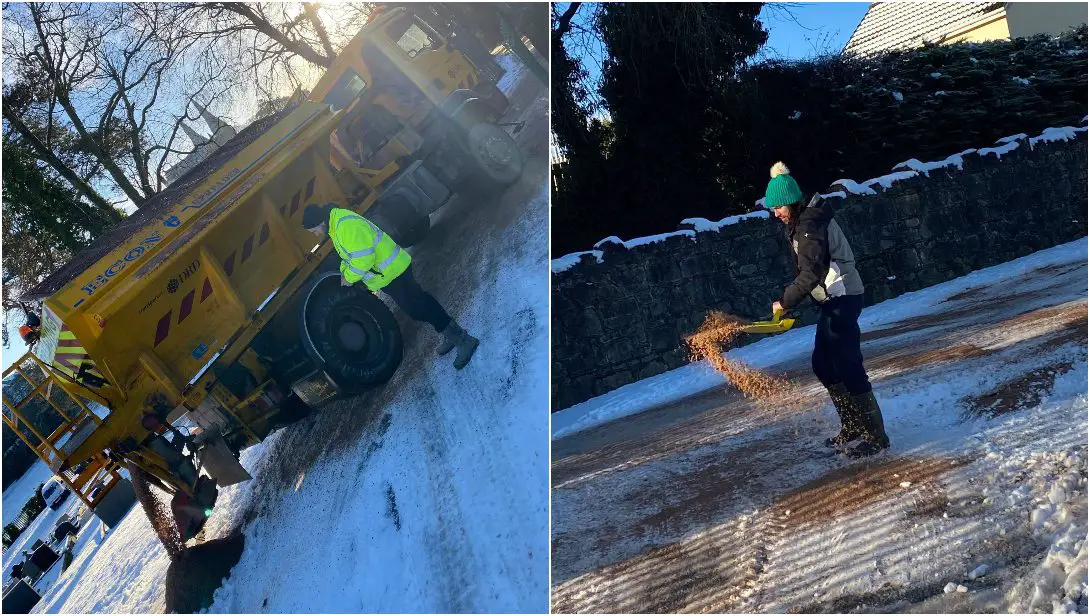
left=741, top=318, right=796, bottom=334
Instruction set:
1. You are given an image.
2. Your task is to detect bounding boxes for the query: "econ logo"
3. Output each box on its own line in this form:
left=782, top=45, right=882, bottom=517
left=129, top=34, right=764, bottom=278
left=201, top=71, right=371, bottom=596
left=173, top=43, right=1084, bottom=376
left=76, top=233, right=164, bottom=307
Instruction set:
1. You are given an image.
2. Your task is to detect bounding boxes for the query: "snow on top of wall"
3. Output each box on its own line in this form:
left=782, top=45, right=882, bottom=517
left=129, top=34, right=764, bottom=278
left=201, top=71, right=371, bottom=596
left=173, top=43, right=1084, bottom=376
left=621, top=230, right=696, bottom=249
left=1028, top=126, right=1089, bottom=150
left=865, top=170, right=919, bottom=190
left=681, top=211, right=770, bottom=232
left=997, top=133, right=1028, bottom=144
left=978, top=140, right=1021, bottom=159
left=551, top=250, right=603, bottom=273
left=1011, top=76, right=1031, bottom=86
left=755, top=197, right=767, bottom=208
left=1083, top=115, right=1088, bottom=124
left=832, top=178, right=879, bottom=196
left=592, top=230, right=696, bottom=251
left=593, top=236, right=623, bottom=249
left=895, top=151, right=972, bottom=175
left=820, top=190, right=848, bottom=200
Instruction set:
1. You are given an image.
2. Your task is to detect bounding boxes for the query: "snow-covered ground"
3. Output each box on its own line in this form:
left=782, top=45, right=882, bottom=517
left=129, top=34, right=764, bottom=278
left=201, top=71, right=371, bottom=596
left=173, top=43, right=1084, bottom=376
left=26, top=68, right=550, bottom=614
left=552, top=238, right=1088, bottom=613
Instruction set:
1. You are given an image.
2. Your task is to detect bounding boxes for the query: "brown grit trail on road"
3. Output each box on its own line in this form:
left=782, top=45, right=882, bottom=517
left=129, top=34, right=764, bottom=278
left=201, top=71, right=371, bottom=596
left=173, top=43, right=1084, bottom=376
left=686, top=311, right=791, bottom=400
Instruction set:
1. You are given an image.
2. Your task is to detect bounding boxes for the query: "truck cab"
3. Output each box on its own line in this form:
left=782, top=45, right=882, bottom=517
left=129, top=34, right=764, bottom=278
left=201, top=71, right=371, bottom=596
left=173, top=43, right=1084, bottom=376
left=309, top=6, right=523, bottom=246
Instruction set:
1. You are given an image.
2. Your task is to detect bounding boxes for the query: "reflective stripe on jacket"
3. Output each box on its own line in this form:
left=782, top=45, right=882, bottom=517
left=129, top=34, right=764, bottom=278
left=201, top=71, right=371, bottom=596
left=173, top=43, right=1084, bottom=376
left=329, top=208, right=411, bottom=291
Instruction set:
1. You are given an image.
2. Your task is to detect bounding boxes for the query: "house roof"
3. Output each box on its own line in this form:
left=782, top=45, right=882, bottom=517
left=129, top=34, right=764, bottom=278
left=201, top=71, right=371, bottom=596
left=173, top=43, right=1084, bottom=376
left=844, top=2, right=1007, bottom=55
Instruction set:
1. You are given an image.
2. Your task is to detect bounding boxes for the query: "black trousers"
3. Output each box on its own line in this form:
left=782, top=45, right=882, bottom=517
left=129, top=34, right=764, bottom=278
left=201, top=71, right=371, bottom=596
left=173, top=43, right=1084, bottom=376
left=811, top=294, right=872, bottom=396
left=381, top=265, right=453, bottom=333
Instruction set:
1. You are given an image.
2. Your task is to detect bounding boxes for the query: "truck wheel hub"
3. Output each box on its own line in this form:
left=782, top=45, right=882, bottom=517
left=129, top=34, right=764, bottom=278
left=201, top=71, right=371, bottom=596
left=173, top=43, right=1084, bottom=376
left=479, top=134, right=514, bottom=168
left=337, top=322, right=368, bottom=352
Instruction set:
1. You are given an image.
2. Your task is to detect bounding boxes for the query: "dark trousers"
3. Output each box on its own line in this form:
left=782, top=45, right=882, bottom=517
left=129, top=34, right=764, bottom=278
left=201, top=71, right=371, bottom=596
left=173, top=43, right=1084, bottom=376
left=381, top=265, right=453, bottom=333
left=812, top=294, right=872, bottom=396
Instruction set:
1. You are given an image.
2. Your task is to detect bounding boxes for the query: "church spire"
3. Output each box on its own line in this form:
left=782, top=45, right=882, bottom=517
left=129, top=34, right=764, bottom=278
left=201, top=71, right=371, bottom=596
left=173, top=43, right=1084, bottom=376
left=192, top=100, right=237, bottom=146
left=180, top=120, right=208, bottom=148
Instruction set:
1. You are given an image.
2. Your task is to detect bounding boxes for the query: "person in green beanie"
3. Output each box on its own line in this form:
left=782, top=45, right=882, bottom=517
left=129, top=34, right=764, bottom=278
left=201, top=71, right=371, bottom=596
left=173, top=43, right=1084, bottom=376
left=764, top=162, right=890, bottom=458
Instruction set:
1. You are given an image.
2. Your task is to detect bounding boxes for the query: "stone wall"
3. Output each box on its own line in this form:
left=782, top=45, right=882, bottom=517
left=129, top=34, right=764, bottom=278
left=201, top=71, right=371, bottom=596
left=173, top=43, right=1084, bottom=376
left=551, top=126, right=1089, bottom=411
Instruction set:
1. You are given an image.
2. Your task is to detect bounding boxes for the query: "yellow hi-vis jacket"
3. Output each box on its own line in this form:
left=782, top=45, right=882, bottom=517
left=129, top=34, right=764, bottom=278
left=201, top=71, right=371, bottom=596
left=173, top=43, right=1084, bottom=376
left=328, top=208, right=411, bottom=291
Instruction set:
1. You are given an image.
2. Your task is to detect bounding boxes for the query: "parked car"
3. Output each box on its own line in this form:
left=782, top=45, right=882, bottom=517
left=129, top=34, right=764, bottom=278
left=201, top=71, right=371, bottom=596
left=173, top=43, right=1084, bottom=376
left=40, top=482, right=59, bottom=501
left=48, top=489, right=71, bottom=511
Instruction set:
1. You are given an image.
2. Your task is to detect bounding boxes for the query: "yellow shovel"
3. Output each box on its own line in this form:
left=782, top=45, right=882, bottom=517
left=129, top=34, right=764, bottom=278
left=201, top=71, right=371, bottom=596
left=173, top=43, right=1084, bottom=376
left=741, top=306, right=796, bottom=335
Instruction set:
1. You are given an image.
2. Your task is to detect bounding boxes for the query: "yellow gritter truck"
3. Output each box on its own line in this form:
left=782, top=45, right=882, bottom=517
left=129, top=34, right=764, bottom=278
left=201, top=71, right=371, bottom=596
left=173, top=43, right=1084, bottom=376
left=2, top=6, right=524, bottom=540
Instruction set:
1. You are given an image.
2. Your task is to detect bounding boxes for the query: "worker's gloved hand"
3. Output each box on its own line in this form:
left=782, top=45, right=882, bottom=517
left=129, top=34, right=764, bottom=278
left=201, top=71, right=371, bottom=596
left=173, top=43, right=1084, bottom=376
left=771, top=301, right=785, bottom=321
left=340, top=274, right=352, bottom=287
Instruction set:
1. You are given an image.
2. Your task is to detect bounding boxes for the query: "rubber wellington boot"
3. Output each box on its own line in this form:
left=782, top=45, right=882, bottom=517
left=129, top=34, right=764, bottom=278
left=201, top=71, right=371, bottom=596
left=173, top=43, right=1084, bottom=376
left=824, top=383, right=864, bottom=448
left=437, top=322, right=465, bottom=356
left=845, top=391, right=891, bottom=458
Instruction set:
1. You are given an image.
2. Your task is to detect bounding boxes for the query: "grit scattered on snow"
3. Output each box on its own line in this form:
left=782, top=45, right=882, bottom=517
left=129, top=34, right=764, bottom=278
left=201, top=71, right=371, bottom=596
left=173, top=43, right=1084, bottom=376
left=553, top=237, right=1087, bottom=613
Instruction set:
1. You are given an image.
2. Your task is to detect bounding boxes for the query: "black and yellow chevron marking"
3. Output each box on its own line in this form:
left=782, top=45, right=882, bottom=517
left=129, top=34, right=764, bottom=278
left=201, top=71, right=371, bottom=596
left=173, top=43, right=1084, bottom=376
left=53, top=327, right=108, bottom=388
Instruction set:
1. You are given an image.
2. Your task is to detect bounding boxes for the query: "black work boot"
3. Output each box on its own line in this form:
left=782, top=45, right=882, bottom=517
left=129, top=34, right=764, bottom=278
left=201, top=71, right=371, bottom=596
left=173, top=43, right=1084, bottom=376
left=823, top=382, right=864, bottom=448
left=437, top=322, right=465, bottom=356
left=452, top=328, right=480, bottom=370
left=845, top=391, right=891, bottom=458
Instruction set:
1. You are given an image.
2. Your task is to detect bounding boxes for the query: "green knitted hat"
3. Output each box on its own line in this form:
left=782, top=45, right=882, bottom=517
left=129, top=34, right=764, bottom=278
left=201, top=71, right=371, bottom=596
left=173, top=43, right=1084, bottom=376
left=764, top=162, right=803, bottom=209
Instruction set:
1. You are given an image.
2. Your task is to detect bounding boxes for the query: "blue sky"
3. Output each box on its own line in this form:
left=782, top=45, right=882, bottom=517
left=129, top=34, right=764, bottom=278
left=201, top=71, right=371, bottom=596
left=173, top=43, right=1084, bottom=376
left=559, top=2, right=869, bottom=108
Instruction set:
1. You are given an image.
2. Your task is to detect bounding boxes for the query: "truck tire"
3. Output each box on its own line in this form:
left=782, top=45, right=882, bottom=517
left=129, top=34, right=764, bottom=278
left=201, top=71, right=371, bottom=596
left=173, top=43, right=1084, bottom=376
left=463, top=122, right=523, bottom=193
left=300, top=277, right=403, bottom=393
left=368, top=197, right=431, bottom=247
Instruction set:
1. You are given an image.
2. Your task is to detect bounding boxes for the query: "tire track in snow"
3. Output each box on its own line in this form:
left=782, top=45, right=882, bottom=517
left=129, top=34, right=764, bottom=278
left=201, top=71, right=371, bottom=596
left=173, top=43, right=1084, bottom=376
left=411, top=381, right=479, bottom=613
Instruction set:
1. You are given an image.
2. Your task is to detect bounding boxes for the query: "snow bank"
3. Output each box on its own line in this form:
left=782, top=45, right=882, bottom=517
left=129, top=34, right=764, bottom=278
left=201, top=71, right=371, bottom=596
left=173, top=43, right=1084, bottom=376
left=680, top=211, right=769, bottom=232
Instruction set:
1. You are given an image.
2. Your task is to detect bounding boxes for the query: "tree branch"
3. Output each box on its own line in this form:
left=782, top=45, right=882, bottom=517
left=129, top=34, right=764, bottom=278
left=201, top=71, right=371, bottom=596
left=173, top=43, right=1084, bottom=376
left=2, top=99, right=121, bottom=223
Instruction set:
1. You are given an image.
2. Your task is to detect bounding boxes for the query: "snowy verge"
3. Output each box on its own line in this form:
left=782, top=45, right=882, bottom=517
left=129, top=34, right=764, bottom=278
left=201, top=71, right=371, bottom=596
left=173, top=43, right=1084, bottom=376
left=552, top=237, right=1088, bottom=440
